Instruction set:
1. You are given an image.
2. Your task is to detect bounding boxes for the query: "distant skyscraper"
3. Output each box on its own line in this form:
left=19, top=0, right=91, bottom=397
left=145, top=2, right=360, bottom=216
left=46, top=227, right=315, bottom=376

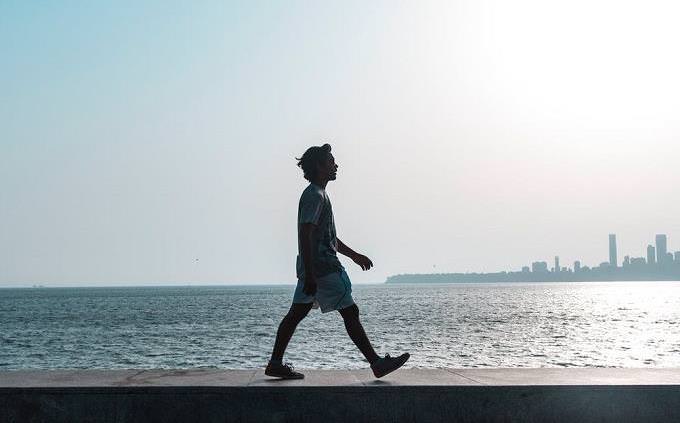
left=609, top=234, right=617, bottom=267
left=574, top=260, right=581, bottom=272
left=532, top=261, right=548, bottom=273
left=554, top=256, right=560, bottom=273
left=647, top=245, right=656, bottom=265
left=656, top=234, right=668, bottom=264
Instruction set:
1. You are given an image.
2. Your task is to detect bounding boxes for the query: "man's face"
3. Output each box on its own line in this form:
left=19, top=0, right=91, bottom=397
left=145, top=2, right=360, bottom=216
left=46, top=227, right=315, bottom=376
left=317, top=153, right=338, bottom=181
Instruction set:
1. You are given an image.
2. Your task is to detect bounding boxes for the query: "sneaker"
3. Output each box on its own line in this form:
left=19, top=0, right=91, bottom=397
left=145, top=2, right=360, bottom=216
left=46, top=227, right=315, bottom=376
left=265, top=361, right=304, bottom=379
left=371, top=353, right=410, bottom=378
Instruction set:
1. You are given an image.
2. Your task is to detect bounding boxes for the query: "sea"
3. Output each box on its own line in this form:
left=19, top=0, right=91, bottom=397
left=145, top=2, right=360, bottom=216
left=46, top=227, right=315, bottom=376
left=2, top=282, right=680, bottom=370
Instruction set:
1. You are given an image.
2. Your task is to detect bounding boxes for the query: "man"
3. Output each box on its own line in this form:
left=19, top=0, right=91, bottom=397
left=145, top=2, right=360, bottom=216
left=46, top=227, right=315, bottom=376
left=265, top=143, right=410, bottom=379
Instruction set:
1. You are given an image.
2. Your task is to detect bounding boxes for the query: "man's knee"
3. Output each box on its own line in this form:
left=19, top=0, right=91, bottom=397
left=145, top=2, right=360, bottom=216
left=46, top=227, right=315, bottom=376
left=340, top=303, right=360, bottom=321
left=285, top=303, right=312, bottom=325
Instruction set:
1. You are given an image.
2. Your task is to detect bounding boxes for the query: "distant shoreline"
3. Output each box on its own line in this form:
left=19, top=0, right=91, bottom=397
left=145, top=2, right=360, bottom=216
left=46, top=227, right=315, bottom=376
left=386, top=270, right=680, bottom=283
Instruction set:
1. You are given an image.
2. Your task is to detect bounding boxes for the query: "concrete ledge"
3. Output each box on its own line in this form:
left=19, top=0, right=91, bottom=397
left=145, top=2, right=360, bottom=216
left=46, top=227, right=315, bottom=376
left=2, top=368, right=680, bottom=422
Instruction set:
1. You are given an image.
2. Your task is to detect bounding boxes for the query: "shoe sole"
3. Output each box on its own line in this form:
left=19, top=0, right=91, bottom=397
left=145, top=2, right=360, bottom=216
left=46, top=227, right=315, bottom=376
left=264, top=370, right=305, bottom=380
left=373, top=353, right=410, bottom=378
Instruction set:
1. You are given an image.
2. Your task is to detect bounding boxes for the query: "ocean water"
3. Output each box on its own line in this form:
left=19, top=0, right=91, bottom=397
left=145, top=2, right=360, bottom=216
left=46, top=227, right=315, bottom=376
left=1, top=282, right=680, bottom=370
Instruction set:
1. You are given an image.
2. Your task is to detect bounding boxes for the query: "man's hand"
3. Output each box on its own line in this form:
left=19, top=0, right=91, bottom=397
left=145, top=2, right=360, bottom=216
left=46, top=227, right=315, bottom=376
left=337, top=238, right=373, bottom=271
left=303, top=273, right=318, bottom=295
left=352, top=253, right=373, bottom=271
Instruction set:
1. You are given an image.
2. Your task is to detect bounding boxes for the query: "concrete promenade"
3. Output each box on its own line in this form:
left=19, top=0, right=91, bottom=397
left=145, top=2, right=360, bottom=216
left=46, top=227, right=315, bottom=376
left=2, top=368, right=680, bottom=422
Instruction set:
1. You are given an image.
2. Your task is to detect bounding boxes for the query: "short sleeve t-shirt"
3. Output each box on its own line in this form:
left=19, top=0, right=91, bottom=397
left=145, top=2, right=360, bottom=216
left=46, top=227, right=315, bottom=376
left=296, top=183, right=344, bottom=279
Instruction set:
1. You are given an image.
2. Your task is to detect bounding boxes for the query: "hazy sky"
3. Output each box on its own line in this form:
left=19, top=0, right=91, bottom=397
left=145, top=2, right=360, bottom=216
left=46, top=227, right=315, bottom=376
left=2, top=1, right=680, bottom=286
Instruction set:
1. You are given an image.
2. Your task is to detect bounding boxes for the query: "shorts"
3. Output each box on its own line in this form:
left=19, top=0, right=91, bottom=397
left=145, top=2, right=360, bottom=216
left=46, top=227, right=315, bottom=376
left=292, top=270, right=355, bottom=313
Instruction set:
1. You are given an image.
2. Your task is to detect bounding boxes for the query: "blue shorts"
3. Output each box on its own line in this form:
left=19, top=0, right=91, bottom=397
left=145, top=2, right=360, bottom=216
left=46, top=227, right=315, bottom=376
left=293, top=270, right=355, bottom=313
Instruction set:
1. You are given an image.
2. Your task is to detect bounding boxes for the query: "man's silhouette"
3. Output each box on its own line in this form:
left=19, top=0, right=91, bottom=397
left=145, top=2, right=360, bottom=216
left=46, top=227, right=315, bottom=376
left=265, top=143, right=410, bottom=379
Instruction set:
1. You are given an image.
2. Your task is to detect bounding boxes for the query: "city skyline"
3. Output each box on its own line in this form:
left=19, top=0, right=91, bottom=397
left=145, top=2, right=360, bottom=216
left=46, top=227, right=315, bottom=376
left=388, top=233, right=680, bottom=283
left=528, top=233, right=680, bottom=274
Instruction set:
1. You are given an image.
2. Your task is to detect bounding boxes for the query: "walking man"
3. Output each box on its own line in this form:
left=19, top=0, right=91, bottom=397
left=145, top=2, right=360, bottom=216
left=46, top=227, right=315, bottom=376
left=265, top=143, right=410, bottom=379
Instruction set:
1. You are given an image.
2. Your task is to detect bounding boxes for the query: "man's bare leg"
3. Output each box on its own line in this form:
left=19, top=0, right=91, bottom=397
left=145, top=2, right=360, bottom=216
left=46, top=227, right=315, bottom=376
left=338, top=303, right=380, bottom=364
left=270, top=302, right=314, bottom=363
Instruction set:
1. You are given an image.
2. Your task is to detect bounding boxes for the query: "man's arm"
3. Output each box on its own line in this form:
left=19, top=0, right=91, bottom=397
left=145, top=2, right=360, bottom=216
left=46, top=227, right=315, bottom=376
left=300, top=223, right=318, bottom=294
left=337, top=238, right=373, bottom=271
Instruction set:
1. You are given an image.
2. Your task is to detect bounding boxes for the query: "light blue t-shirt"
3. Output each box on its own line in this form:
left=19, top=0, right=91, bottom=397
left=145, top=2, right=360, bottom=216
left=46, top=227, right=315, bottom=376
left=296, top=184, right=344, bottom=279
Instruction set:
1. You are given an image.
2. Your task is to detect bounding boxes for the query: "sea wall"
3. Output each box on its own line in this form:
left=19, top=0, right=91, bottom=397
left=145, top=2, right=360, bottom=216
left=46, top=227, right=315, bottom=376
left=2, top=368, right=680, bottom=423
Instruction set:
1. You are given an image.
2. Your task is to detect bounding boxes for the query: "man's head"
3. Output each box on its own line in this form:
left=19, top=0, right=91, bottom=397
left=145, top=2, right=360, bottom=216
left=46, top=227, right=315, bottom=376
left=296, top=143, right=338, bottom=183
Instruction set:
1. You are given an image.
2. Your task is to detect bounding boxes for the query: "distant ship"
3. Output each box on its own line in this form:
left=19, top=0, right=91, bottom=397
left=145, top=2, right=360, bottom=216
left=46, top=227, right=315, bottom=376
left=387, top=234, right=680, bottom=283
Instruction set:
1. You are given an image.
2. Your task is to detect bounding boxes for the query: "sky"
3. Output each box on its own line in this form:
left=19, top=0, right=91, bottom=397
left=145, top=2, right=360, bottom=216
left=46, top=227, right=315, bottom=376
left=2, top=0, right=680, bottom=287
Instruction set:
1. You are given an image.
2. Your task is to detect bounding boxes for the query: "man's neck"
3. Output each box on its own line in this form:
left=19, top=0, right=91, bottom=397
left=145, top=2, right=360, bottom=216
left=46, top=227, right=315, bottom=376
left=310, top=178, right=328, bottom=189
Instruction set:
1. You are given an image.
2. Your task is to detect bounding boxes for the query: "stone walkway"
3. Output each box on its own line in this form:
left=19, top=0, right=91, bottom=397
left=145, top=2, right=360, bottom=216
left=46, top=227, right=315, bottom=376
left=2, top=367, right=680, bottom=387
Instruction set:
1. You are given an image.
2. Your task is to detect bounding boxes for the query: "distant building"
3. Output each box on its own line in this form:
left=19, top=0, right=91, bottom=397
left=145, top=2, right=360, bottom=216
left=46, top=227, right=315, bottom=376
left=609, top=234, right=617, bottom=267
left=554, top=256, right=560, bottom=273
left=647, top=245, right=656, bottom=265
left=656, top=234, right=668, bottom=264
left=630, top=257, right=646, bottom=266
left=623, top=255, right=630, bottom=267
left=574, top=260, right=581, bottom=272
left=521, top=266, right=530, bottom=273
left=532, top=261, right=548, bottom=273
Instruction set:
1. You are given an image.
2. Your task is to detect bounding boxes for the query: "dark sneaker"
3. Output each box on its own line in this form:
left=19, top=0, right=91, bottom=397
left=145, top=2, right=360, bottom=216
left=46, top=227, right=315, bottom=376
left=371, top=353, right=410, bottom=378
left=265, top=361, right=304, bottom=379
